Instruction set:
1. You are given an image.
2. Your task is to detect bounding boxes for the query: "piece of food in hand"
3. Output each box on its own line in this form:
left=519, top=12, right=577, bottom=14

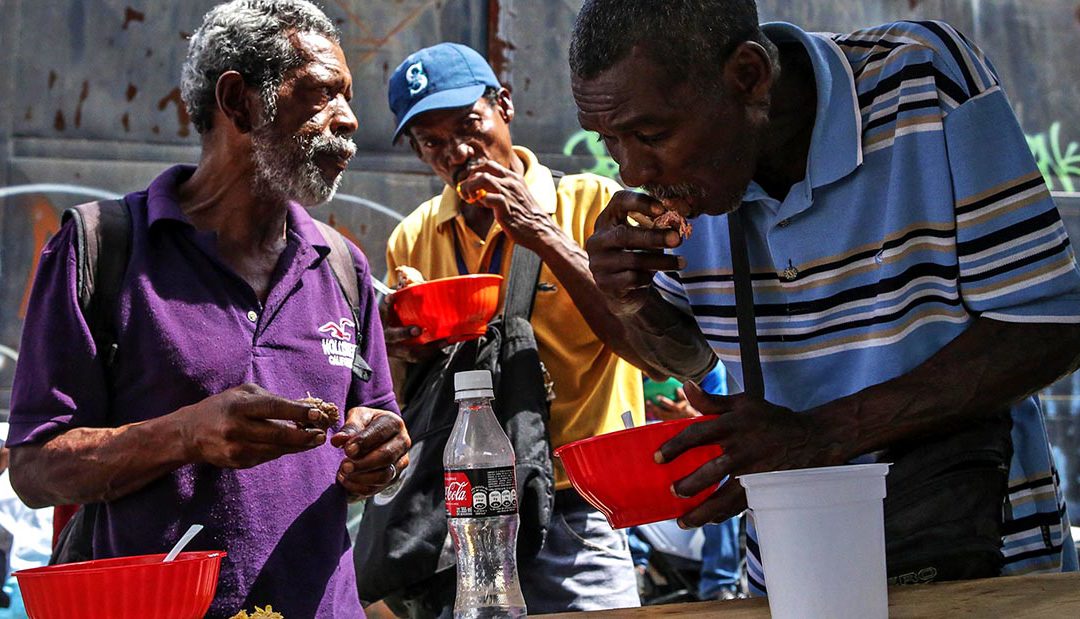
left=298, top=394, right=339, bottom=427
left=627, top=210, right=693, bottom=239
left=230, top=606, right=285, bottom=619
left=455, top=182, right=487, bottom=204
left=394, top=265, right=426, bottom=290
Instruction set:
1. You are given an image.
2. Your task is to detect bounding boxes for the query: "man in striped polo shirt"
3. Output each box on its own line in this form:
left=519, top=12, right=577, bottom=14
left=570, top=0, right=1080, bottom=591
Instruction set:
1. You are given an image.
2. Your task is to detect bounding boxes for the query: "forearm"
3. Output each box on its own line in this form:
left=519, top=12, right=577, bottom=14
left=624, top=288, right=718, bottom=383
left=811, top=318, right=1080, bottom=463
left=530, top=221, right=667, bottom=375
left=10, top=413, right=192, bottom=508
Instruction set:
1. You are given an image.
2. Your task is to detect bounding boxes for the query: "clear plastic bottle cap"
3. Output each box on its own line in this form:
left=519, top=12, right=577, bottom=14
left=454, top=370, right=494, bottom=399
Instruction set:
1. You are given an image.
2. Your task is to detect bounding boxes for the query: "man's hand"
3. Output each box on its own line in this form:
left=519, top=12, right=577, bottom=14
left=383, top=323, right=451, bottom=363
left=177, top=384, right=333, bottom=469
left=657, top=382, right=835, bottom=528
left=331, top=408, right=411, bottom=500
left=584, top=190, right=684, bottom=316
left=645, top=386, right=701, bottom=421
left=456, top=160, right=556, bottom=251
left=381, top=296, right=450, bottom=363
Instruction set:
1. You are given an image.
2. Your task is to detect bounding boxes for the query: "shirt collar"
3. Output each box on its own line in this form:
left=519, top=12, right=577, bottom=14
left=435, top=146, right=558, bottom=228
left=146, top=164, right=196, bottom=227
left=145, top=163, right=330, bottom=257
left=759, top=22, right=863, bottom=194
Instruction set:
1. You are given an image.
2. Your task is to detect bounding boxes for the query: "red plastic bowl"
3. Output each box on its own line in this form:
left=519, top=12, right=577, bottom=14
left=555, top=417, right=724, bottom=528
left=14, top=551, right=225, bottom=619
left=391, top=274, right=503, bottom=344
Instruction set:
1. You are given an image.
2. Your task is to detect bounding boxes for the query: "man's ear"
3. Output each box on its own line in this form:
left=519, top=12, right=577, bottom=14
left=496, top=88, right=515, bottom=124
left=215, top=70, right=259, bottom=133
left=722, top=41, right=774, bottom=107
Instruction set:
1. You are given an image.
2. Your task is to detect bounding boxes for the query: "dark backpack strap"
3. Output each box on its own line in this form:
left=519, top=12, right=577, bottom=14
left=727, top=207, right=764, bottom=399
left=503, top=248, right=542, bottom=321
left=52, top=198, right=129, bottom=565
left=502, top=171, right=564, bottom=321
left=62, top=199, right=131, bottom=368
left=313, top=219, right=373, bottom=382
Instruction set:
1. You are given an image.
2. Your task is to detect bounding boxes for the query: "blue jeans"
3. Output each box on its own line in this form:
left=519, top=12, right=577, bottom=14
left=519, top=493, right=640, bottom=613
left=388, top=494, right=639, bottom=618
left=698, top=517, right=741, bottom=599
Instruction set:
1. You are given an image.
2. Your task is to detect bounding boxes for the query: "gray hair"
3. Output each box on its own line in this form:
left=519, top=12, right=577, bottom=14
left=180, top=0, right=339, bottom=134
left=569, top=0, right=775, bottom=94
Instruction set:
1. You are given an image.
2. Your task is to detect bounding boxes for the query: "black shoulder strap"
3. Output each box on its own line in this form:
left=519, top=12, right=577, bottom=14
left=62, top=199, right=131, bottom=368
left=727, top=208, right=764, bottom=399
left=313, top=219, right=373, bottom=382
left=503, top=171, right=564, bottom=320
left=313, top=219, right=360, bottom=311
left=503, top=246, right=542, bottom=321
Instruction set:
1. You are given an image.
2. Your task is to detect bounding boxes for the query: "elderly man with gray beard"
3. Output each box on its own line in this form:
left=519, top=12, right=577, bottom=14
left=6, top=1, right=409, bottom=617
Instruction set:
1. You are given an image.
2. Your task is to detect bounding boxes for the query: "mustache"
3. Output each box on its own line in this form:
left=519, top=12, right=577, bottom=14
left=641, top=182, right=705, bottom=202
left=297, top=132, right=357, bottom=163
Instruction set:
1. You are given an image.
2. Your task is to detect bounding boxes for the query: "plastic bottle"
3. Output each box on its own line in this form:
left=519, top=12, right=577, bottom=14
left=443, top=370, right=527, bottom=618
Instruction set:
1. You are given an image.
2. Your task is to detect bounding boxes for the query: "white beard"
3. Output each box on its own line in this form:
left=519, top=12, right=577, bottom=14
left=250, top=124, right=356, bottom=206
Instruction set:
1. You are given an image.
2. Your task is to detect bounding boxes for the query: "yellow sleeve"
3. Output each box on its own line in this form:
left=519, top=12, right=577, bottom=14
left=563, top=173, right=624, bottom=244
left=385, top=224, right=405, bottom=286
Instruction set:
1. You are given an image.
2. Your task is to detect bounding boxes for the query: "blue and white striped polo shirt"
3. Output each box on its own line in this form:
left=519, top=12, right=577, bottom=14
left=653, top=21, right=1080, bottom=590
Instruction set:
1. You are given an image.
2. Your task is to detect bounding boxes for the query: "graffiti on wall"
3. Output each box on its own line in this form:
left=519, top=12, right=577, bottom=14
left=562, top=130, right=620, bottom=181
left=1027, top=122, right=1080, bottom=194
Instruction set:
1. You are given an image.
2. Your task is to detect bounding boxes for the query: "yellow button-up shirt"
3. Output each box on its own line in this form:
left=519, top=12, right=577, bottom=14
left=387, top=146, right=644, bottom=489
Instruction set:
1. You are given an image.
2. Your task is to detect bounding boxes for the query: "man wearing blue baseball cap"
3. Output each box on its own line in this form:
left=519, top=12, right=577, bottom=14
left=373, top=42, right=649, bottom=616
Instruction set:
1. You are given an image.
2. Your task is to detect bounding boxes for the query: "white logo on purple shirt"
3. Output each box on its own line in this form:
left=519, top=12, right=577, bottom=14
left=319, top=317, right=357, bottom=368
left=318, top=318, right=355, bottom=341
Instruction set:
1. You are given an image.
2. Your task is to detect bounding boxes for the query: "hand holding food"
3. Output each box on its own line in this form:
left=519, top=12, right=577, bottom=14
left=584, top=190, right=685, bottom=316
left=178, top=384, right=332, bottom=469
left=394, top=265, right=426, bottom=289
left=627, top=209, right=693, bottom=239
left=453, top=160, right=553, bottom=250
left=297, top=394, right=339, bottom=427
left=456, top=182, right=488, bottom=204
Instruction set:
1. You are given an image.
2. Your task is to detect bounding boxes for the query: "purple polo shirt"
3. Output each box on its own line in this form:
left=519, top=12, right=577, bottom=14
left=9, top=165, right=397, bottom=618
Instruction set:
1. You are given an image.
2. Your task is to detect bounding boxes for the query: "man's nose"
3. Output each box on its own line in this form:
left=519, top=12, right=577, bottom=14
left=612, top=144, right=659, bottom=188
left=448, top=139, right=474, bottom=166
left=330, top=96, right=358, bottom=138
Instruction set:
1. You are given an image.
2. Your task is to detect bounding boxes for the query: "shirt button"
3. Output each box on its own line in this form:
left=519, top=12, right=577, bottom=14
left=247, top=310, right=258, bottom=323
left=778, top=218, right=791, bottom=228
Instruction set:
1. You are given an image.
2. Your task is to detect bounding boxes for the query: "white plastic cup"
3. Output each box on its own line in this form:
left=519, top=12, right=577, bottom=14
left=739, top=463, right=890, bottom=619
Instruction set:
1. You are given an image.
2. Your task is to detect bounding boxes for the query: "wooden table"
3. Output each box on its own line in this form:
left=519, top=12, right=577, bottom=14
left=546, top=572, right=1080, bottom=618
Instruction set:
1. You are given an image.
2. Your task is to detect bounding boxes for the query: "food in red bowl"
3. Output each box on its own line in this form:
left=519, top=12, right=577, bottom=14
left=390, top=274, right=503, bottom=345
left=554, top=417, right=724, bottom=528
left=14, top=550, right=225, bottom=619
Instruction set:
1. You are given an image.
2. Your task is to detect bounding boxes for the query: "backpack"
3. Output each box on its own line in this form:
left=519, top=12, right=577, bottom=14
left=353, top=247, right=553, bottom=611
left=49, top=196, right=367, bottom=564
left=353, top=173, right=565, bottom=611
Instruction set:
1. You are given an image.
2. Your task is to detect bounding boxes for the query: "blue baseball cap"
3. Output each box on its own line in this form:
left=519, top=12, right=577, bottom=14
left=388, top=42, right=501, bottom=143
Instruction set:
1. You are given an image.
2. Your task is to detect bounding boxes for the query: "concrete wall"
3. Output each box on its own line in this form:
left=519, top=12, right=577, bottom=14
left=3, top=0, right=1080, bottom=507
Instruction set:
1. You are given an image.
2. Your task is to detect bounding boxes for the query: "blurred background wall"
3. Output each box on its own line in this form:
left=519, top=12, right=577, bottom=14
left=2, top=0, right=1079, bottom=511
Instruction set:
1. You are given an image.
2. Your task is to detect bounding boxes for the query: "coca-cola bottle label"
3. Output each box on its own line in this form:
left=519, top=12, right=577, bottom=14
left=444, top=467, right=518, bottom=517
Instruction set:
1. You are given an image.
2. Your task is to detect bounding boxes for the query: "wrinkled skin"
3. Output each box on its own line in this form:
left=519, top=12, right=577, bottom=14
left=574, top=43, right=775, bottom=318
